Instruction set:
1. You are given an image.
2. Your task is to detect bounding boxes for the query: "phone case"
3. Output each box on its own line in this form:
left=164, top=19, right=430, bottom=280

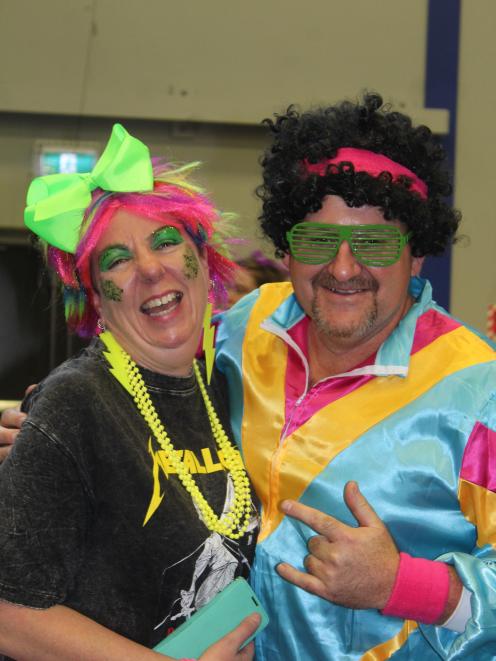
left=153, top=577, right=269, bottom=658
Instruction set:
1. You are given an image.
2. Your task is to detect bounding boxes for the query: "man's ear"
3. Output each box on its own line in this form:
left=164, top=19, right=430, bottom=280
left=281, top=253, right=290, bottom=269
left=411, top=256, right=425, bottom=277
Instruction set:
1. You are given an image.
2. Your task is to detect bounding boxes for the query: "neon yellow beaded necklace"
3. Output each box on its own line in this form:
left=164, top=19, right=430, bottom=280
left=100, top=331, right=252, bottom=540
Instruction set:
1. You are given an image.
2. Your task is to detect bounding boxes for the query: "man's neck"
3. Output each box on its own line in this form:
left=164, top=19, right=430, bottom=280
left=307, top=331, right=379, bottom=385
left=306, top=296, right=415, bottom=385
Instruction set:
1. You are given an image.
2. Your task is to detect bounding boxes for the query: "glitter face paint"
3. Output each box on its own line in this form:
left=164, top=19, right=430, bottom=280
left=99, top=245, right=132, bottom=272
left=151, top=225, right=184, bottom=250
left=98, top=245, right=129, bottom=302
left=183, top=245, right=199, bottom=279
left=101, top=279, right=124, bottom=302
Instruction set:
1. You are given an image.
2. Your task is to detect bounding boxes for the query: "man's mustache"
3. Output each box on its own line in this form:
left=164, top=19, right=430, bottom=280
left=312, top=272, right=379, bottom=293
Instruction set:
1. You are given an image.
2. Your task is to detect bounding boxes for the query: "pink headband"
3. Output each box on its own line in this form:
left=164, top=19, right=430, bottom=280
left=304, top=147, right=428, bottom=200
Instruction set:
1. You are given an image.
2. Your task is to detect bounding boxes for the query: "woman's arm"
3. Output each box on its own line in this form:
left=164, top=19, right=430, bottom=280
left=0, top=600, right=166, bottom=661
left=0, top=601, right=258, bottom=661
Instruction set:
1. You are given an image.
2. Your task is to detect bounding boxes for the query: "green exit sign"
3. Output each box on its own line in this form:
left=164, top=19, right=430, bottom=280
left=34, top=140, right=100, bottom=176
left=40, top=150, right=98, bottom=175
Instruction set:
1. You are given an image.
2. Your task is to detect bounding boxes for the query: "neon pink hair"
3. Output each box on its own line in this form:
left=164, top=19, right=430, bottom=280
left=46, top=162, right=235, bottom=337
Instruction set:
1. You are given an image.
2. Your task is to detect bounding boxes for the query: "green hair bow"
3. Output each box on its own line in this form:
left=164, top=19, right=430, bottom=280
left=24, top=123, right=154, bottom=253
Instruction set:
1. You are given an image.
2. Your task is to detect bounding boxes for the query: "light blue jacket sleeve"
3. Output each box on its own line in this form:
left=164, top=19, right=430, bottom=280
left=422, top=395, right=496, bottom=660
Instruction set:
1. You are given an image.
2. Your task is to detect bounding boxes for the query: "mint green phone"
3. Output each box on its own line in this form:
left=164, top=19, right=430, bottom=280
left=153, top=577, right=269, bottom=658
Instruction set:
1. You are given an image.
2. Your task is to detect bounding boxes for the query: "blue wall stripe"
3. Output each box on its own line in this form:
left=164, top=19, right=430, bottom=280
left=422, top=0, right=461, bottom=310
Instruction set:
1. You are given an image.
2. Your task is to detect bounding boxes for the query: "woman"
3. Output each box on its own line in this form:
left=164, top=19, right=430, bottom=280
left=0, top=125, right=260, bottom=660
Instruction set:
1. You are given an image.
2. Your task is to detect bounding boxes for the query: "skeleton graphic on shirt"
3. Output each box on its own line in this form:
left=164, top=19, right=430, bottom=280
left=154, top=474, right=259, bottom=630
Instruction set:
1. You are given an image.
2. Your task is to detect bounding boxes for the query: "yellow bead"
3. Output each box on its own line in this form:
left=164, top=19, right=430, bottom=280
left=107, top=339, right=252, bottom=540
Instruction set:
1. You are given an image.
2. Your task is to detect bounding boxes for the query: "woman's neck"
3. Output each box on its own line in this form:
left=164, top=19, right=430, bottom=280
left=103, top=328, right=197, bottom=378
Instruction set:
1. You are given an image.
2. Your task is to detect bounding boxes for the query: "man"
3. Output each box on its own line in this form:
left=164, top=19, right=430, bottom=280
left=214, top=94, right=496, bottom=659
left=2, top=93, right=496, bottom=659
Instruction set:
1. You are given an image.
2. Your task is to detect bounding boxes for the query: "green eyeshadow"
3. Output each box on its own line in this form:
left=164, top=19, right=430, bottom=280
left=151, top=226, right=184, bottom=250
left=99, top=246, right=132, bottom=272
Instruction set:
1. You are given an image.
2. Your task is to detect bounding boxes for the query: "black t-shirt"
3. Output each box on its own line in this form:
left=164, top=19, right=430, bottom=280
left=0, top=340, right=259, bottom=648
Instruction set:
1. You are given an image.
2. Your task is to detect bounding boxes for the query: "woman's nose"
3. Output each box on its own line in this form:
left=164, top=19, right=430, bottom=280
left=136, top=251, right=164, bottom=282
left=325, top=240, right=362, bottom=281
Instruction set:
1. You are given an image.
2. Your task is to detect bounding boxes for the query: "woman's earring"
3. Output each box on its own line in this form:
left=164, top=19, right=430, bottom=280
left=97, top=318, right=106, bottom=333
left=202, top=303, right=215, bottom=385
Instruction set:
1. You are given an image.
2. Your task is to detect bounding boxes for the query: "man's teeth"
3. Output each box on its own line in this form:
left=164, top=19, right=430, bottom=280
left=330, top=288, right=364, bottom=294
left=141, top=292, right=181, bottom=313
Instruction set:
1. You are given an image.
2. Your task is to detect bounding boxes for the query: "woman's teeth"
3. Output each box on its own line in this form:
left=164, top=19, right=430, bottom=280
left=141, top=292, right=182, bottom=316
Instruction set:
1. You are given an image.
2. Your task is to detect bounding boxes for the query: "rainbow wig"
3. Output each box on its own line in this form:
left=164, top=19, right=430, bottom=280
left=45, top=161, right=236, bottom=337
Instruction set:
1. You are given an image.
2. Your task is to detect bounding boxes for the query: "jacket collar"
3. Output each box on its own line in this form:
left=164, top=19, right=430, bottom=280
left=261, top=277, right=432, bottom=378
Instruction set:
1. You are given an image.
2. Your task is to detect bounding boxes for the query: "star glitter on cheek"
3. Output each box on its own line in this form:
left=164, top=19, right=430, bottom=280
left=101, top=280, right=123, bottom=302
left=183, top=246, right=199, bottom=279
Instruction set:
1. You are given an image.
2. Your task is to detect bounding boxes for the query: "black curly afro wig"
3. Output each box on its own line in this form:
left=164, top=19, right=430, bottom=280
left=257, top=93, right=461, bottom=258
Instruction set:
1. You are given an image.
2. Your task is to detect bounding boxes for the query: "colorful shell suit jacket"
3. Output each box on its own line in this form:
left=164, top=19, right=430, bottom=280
left=215, top=277, right=496, bottom=660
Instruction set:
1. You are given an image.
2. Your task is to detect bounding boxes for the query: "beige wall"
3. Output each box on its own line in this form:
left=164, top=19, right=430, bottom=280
left=1, top=1, right=431, bottom=122
left=0, top=1, right=494, bottom=331
left=451, top=0, right=496, bottom=331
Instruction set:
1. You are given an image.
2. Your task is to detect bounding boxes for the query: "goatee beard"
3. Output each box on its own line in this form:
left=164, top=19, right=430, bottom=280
left=310, top=272, right=379, bottom=340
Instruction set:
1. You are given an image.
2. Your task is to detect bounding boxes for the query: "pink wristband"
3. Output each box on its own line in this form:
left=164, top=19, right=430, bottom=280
left=381, top=552, right=450, bottom=624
